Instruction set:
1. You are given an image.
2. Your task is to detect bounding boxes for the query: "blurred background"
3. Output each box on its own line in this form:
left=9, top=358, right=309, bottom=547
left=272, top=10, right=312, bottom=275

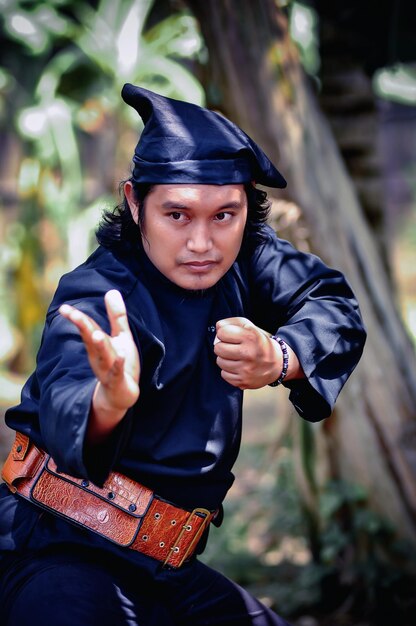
left=0, top=1, right=415, bottom=624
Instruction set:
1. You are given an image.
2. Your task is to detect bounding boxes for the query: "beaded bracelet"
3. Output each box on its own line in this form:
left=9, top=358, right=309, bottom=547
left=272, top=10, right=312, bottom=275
left=269, top=336, right=289, bottom=387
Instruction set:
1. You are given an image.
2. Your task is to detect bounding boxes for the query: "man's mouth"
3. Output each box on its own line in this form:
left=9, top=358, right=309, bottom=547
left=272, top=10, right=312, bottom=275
left=181, top=260, right=219, bottom=272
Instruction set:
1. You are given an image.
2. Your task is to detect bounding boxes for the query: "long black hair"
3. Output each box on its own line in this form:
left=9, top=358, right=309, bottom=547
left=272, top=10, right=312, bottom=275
left=96, top=179, right=271, bottom=253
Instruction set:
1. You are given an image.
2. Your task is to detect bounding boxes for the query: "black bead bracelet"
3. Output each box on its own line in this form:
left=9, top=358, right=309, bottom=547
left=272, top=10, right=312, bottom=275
left=269, top=336, right=289, bottom=387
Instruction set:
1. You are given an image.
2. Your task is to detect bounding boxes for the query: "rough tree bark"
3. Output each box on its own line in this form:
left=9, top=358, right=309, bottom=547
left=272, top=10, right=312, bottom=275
left=186, top=0, right=416, bottom=542
left=317, top=5, right=392, bottom=277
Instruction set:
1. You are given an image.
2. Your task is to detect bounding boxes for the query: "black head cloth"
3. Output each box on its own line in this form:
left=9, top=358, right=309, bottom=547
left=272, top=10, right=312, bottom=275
left=121, top=83, right=287, bottom=188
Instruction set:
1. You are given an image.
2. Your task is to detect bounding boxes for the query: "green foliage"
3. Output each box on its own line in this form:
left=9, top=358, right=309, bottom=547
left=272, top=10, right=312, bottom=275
left=1, top=0, right=76, bottom=55
left=288, top=1, right=320, bottom=77
left=0, top=0, right=204, bottom=373
left=297, top=480, right=416, bottom=622
left=203, top=438, right=416, bottom=622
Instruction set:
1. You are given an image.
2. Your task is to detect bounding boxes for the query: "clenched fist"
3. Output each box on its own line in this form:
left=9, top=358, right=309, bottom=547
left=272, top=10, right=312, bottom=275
left=214, top=317, right=302, bottom=390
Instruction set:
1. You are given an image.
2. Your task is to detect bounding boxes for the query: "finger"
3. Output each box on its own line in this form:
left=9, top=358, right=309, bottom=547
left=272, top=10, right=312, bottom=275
left=59, top=304, right=101, bottom=340
left=105, top=290, right=131, bottom=336
left=88, top=329, right=117, bottom=372
left=216, top=320, right=254, bottom=343
left=214, top=341, right=245, bottom=360
left=216, top=356, right=242, bottom=373
left=60, top=305, right=114, bottom=375
left=220, top=369, right=245, bottom=389
left=216, top=317, right=255, bottom=330
left=215, top=324, right=249, bottom=345
left=81, top=334, right=115, bottom=381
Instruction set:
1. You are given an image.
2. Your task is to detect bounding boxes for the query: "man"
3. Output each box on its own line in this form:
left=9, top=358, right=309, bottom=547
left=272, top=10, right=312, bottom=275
left=0, top=84, right=366, bottom=625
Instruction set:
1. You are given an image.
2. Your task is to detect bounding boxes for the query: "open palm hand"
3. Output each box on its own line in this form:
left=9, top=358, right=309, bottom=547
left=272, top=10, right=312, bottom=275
left=59, top=290, right=140, bottom=412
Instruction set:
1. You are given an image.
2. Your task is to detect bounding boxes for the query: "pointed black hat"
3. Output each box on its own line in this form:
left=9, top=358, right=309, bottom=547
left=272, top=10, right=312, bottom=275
left=121, top=83, right=286, bottom=188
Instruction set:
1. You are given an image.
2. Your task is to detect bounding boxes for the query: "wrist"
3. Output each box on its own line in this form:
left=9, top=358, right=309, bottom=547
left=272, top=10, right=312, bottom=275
left=87, top=382, right=130, bottom=444
left=269, top=336, right=289, bottom=387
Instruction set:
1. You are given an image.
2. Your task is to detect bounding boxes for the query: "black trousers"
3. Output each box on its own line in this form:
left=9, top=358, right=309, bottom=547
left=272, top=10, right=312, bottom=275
left=0, top=545, right=291, bottom=626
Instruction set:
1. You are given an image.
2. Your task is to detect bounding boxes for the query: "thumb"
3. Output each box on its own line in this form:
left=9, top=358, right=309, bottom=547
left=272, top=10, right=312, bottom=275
left=215, top=317, right=257, bottom=345
left=216, top=317, right=255, bottom=330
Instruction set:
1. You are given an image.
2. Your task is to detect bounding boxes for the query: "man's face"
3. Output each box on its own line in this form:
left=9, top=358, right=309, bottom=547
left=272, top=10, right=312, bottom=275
left=127, top=183, right=248, bottom=290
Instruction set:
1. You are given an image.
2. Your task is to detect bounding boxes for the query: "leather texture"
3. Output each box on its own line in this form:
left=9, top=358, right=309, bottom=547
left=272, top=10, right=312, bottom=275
left=1, top=433, right=45, bottom=498
left=45, top=457, right=153, bottom=518
left=32, top=470, right=147, bottom=546
left=132, top=498, right=212, bottom=567
left=1, top=433, right=215, bottom=567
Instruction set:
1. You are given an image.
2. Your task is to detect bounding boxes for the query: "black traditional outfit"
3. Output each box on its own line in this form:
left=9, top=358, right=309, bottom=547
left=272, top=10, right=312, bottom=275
left=0, top=85, right=366, bottom=626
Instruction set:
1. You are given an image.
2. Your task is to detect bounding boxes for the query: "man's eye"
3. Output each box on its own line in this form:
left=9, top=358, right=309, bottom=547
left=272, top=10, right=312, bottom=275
left=170, top=212, right=183, bottom=221
left=215, top=212, right=232, bottom=222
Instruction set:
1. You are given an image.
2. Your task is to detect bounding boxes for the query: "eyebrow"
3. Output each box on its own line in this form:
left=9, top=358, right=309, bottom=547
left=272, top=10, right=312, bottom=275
left=161, top=201, right=188, bottom=210
left=160, top=200, right=246, bottom=210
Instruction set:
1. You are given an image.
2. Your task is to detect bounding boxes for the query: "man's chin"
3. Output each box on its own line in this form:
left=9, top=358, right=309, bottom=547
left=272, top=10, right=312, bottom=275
left=175, top=273, right=221, bottom=292
left=180, top=280, right=217, bottom=292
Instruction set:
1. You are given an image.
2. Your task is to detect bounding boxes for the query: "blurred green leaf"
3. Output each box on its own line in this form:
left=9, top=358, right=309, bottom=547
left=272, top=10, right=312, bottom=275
left=132, top=54, right=205, bottom=104
left=2, top=3, right=73, bottom=54
left=319, top=487, right=344, bottom=520
left=17, top=158, right=40, bottom=196
left=353, top=508, right=394, bottom=536
left=35, top=49, right=84, bottom=102
left=320, top=480, right=367, bottom=520
left=73, top=0, right=153, bottom=79
left=320, top=525, right=349, bottom=563
left=145, top=13, right=203, bottom=59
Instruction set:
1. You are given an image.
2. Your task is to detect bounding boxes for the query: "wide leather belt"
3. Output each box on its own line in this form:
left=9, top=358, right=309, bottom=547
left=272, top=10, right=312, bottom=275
left=1, top=432, right=216, bottom=568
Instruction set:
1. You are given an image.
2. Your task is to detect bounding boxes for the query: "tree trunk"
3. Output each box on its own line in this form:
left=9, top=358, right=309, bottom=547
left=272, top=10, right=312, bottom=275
left=186, top=0, right=416, bottom=542
left=318, top=63, right=390, bottom=276
left=316, top=0, right=399, bottom=279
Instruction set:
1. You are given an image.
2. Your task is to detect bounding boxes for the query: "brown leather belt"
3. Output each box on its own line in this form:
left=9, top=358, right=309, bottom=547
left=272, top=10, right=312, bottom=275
left=1, top=432, right=216, bottom=568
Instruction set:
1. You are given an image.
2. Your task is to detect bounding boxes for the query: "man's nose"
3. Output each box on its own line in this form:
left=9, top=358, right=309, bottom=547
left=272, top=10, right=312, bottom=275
left=187, top=222, right=213, bottom=253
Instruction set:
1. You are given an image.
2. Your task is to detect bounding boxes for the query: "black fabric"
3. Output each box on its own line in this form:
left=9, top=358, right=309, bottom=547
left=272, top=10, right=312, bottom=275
left=0, top=221, right=365, bottom=624
left=3, top=226, right=365, bottom=514
left=121, top=84, right=287, bottom=188
left=0, top=545, right=292, bottom=626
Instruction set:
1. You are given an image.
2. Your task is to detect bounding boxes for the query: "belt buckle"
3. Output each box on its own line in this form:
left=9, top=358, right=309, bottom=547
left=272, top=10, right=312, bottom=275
left=163, top=507, right=212, bottom=568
